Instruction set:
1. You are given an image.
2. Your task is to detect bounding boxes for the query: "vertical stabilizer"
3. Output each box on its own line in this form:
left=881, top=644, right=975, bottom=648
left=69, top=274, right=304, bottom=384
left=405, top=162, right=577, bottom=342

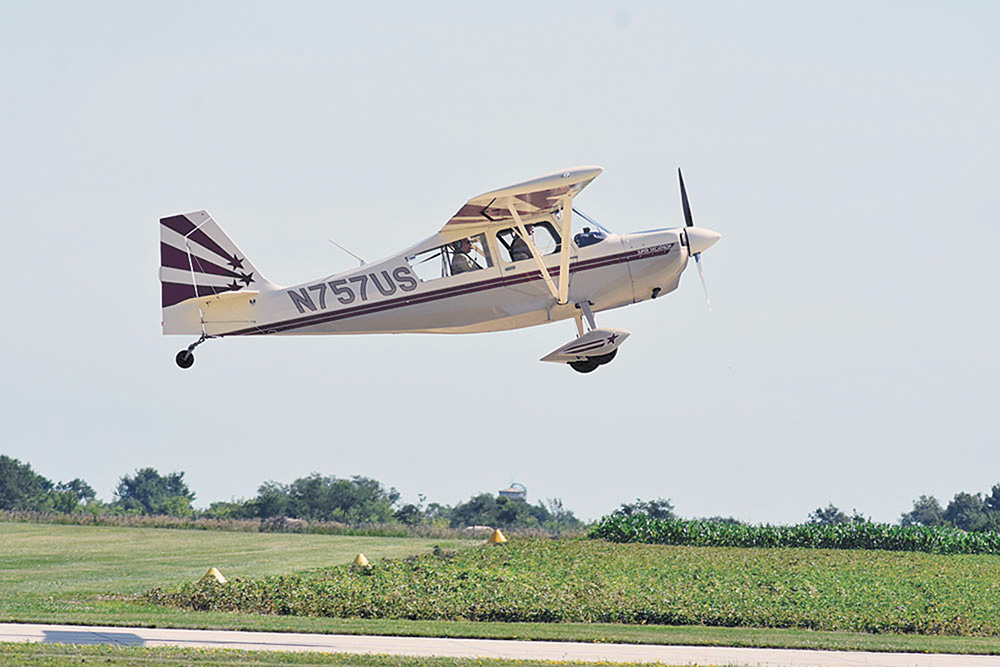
left=159, top=211, right=271, bottom=307
left=159, top=211, right=271, bottom=334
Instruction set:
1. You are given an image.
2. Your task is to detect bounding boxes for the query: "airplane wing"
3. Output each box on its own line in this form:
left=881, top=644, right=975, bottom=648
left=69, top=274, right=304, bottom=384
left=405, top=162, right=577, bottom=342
left=441, top=165, right=602, bottom=232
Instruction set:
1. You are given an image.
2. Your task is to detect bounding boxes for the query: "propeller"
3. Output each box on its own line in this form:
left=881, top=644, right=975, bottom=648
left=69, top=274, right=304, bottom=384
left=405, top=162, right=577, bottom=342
left=678, top=168, right=712, bottom=311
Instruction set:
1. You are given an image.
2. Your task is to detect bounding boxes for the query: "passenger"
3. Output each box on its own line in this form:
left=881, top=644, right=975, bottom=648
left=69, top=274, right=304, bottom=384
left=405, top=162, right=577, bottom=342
left=508, top=225, right=533, bottom=261
left=450, top=238, right=478, bottom=274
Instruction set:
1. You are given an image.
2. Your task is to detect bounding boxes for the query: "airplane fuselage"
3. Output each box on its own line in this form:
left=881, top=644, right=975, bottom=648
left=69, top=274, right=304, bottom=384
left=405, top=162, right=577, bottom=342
left=202, top=228, right=687, bottom=338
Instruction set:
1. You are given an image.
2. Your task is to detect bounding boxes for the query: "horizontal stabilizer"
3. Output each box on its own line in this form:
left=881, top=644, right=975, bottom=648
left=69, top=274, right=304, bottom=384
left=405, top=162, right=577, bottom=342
left=540, top=327, right=630, bottom=364
left=162, top=289, right=260, bottom=336
left=186, top=289, right=259, bottom=309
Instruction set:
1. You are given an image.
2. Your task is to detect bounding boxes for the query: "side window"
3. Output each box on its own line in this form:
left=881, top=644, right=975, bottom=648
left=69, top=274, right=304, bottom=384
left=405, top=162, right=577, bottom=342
left=573, top=226, right=607, bottom=248
left=495, top=222, right=561, bottom=263
left=407, top=233, right=492, bottom=282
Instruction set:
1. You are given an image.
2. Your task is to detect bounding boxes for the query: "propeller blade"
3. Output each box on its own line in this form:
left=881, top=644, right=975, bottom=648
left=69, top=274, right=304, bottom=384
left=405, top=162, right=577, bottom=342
left=694, top=253, right=712, bottom=311
left=678, top=168, right=694, bottom=227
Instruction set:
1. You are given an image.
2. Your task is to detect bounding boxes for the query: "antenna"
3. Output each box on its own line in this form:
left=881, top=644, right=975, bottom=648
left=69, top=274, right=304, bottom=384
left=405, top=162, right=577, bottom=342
left=328, top=238, right=366, bottom=266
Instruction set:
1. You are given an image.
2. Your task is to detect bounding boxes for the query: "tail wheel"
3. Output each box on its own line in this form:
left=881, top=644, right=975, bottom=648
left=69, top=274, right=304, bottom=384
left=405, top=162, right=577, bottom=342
left=175, top=350, right=195, bottom=369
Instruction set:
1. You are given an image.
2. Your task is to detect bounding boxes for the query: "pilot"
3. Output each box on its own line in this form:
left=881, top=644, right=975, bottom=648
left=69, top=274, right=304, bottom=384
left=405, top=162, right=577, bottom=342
left=450, top=238, right=478, bottom=274
left=509, top=225, right=533, bottom=261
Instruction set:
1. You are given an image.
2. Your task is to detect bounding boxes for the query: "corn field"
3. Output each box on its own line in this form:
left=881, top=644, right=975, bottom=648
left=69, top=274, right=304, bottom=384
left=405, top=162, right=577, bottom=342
left=588, top=514, right=1000, bottom=555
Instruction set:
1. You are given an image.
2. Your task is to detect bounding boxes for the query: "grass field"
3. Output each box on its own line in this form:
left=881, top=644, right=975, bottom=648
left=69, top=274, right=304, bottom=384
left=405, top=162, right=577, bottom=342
left=0, top=522, right=465, bottom=623
left=4, top=522, right=1000, bottom=656
left=0, top=643, right=702, bottom=666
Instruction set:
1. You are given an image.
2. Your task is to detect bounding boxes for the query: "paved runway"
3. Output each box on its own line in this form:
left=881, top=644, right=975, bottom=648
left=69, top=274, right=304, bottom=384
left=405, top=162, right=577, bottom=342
left=3, top=622, right=1000, bottom=666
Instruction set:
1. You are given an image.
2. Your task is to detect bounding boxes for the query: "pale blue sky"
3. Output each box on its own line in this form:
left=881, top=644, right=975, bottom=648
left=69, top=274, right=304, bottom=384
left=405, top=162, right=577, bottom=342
left=2, top=1, right=997, bottom=523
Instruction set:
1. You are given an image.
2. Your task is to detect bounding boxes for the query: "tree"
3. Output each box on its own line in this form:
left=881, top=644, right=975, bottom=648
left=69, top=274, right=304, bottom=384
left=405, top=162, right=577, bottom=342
left=450, top=493, right=536, bottom=529
left=394, top=503, right=423, bottom=526
left=203, top=499, right=256, bottom=520
left=450, top=493, right=502, bottom=528
left=252, top=474, right=400, bottom=524
left=50, top=478, right=97, bottom=514
left=0, top=455, right=54, bottom=511
left=114, top=468, right=195, bottom=516
left=613, top=498, right=676, bottom=520
left=944, top=492, right=988, bottom=531
left=542, top=498, right=582, bottom=530
left=56, top=478, right=95, bottom=502
left=900, top=495, right=944, bottom=527
left=699, top=516, right=744, bottom=525
left=446, top=493, right=580, bottom=531
left=253, top=481, right=290, bottom=518
left=809, top=504, right=849, bottom=525
left=984, top=484, right=1000, bottom=514
left=848, top=509, right=870, bottom=524
left=423, top=502, right=452, bottom=524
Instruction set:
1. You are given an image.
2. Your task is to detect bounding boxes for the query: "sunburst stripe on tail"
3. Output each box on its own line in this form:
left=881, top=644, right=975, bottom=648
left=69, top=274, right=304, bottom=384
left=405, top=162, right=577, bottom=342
left=159, top=242, right=242, bottom=279
left=160, top=214, right=236, bottom=264
left=159, top=211, right=272, bottom=331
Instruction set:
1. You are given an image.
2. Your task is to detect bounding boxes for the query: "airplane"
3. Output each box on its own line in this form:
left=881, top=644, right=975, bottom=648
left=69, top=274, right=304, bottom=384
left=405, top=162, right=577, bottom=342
left=159, top=166, right=721, bottom=373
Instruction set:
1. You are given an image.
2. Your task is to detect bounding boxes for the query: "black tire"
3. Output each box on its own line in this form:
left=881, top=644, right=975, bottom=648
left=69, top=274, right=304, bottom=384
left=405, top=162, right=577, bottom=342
left=569, top=359, right=600, bottom=373
left=592, top=349, right=618, bottom=366
left=175, top=350, right=194, bottom=369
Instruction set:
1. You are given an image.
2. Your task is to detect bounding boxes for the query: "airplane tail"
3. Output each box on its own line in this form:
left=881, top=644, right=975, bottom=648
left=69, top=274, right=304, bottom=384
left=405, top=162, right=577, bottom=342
left=159, top=211, right=272, bottom=334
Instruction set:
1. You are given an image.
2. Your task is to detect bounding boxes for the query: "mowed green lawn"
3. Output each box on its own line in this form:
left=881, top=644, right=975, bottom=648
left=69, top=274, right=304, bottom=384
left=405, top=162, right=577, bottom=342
left=0, top=522, right=465, bottom=622
left=0, top=643, right=695, bottom=667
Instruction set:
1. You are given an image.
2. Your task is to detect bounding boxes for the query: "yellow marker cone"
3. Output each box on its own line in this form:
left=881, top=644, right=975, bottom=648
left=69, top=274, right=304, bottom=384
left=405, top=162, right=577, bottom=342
left=488, top=528, right=508, bottom=544
left=352, top=553, right=371, bottom=568
left=200, top=567, right=227, bottom=584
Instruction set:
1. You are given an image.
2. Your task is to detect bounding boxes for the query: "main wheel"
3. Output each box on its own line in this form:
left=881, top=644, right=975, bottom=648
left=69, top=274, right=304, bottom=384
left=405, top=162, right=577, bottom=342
left=592, top=349, right=618, bottom=366
left=569, top=358, right=600, bottom=373
left=175, top=350, right=195, bottom=369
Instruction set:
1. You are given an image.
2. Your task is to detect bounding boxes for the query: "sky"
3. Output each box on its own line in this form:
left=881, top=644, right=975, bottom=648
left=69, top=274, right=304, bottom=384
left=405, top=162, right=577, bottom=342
left=1, top=1, right=997, bottom=524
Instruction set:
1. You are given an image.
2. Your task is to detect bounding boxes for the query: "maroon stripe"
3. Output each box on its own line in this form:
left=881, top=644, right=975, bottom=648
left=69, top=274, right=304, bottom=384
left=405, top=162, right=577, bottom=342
left=243, top=273, right=508, bottom=335
left=564, top=341, right=608, bottom=354
left=162, top=281, right=197, bottom=308
left=160, top=215, right=196, bottom=236
left=190, top=251, right=240, bottom=278
left=160, top=243, right=239, bottom=278
left=225, top=244, right=673, bottom=336
left=160, top=215, right=233, bottom=264
left=515, top=185, right=570, bottom=210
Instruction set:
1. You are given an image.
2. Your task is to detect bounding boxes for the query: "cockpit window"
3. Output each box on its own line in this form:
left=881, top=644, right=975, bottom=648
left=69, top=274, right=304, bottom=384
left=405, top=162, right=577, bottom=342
left=495, top=221, right=560, bottom=263
left=407, top=233, right=492, bottom=282
left=574, top=226, right=607, bottom=248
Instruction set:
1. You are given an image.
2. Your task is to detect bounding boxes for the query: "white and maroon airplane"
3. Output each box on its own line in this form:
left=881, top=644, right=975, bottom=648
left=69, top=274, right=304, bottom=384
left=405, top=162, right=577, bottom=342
left=159, top=166, right=720, bottom=373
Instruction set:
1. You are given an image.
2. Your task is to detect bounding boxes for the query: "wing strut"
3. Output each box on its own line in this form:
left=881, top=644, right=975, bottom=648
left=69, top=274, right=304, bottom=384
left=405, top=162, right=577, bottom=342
left=506, top=201, right=560, bottom=302
left=505, top=198, right=574, bottom=305
left=556, top=199, right=572, bottom=304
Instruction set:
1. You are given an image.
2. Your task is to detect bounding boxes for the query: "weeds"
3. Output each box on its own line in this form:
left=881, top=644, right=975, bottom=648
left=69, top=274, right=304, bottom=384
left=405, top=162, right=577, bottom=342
left=145, top=538, right=1000, bottom=636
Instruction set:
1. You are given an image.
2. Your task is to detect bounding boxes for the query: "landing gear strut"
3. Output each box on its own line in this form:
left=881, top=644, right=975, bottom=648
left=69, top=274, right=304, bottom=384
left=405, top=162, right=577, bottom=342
left=541, top=300, right=629, bottom=374
left=175, top=333, right=215, bottom=369
left=566, top=301, right=621, bottom=373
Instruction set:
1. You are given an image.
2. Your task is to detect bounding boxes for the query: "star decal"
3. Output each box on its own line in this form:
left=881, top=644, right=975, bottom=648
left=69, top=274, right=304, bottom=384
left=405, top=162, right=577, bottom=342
left=228, top=254, right=245, bottom=270
left=239, top=271, right=254, bottom=286
left=606, top=333, right=619, bottom=345
left=227, top=279, right=241, bottom=291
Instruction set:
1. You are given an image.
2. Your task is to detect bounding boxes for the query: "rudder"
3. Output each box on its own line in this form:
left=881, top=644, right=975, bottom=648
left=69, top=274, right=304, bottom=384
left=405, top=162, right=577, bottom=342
left=159, top=210, right=271, bottom=333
